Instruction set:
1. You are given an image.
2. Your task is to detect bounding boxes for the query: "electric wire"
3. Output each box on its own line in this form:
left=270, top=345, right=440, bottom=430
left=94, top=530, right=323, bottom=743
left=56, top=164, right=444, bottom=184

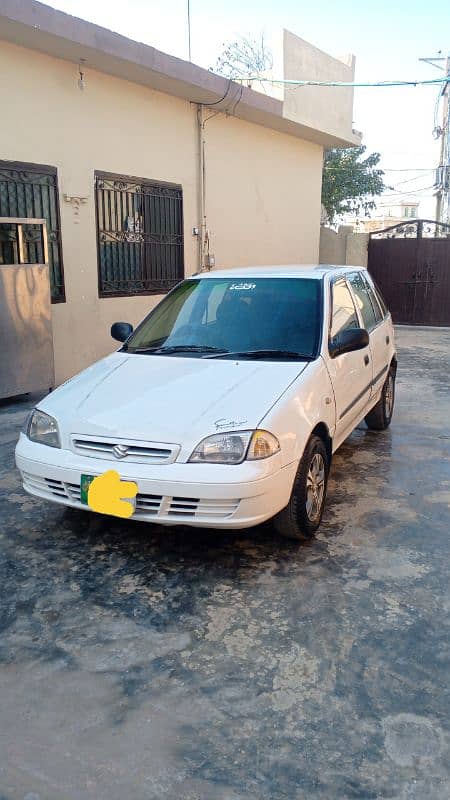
left=241, top=76, right=450, bottom=88
left=381, top=186, right=436, bottom=195
left=323, top=167, right=435, bottom=173
left=390, top=171, right=435, bottom=186
left=199, top=77, right=235, bottom=107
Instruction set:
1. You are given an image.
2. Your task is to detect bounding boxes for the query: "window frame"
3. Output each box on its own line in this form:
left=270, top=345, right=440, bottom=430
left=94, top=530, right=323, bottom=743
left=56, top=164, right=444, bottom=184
left=0, top=159, right=65, bottom=303
left=403, top=205, right=418, bottom=219
left=95, top=170, right=184, bottom=299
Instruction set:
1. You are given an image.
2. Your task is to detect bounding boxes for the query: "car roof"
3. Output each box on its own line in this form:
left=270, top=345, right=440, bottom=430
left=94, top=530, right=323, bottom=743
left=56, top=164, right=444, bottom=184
left=188, top=265, right=366, bottom=280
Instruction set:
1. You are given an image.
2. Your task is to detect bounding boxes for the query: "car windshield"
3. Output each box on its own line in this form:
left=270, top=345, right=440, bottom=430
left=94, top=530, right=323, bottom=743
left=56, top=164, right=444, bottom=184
left=125, top=277, right=322, bottom=359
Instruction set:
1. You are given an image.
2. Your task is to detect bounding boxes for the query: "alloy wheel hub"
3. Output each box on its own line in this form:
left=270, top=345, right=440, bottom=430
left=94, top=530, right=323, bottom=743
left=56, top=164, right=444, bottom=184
left=306, top=453, right=325, bottom=522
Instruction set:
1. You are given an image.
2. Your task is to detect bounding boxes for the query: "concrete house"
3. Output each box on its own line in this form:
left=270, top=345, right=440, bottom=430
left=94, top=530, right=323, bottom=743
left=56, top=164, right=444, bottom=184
left=0, top=0, right=360, bottom=384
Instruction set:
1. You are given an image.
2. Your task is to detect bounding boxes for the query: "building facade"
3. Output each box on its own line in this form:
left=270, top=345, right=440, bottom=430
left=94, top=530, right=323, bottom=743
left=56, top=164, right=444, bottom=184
left=0, top=0, right=359, bottom=384
left=356, top=201, right=421, bottom=234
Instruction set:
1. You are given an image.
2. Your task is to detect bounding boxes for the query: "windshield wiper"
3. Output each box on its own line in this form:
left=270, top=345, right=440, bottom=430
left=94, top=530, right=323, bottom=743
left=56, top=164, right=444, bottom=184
left=130, top=345, right=228, bottom=355
left=205, top=349, right=313, bottom=361
left=121, top=337, right=165, bottom=353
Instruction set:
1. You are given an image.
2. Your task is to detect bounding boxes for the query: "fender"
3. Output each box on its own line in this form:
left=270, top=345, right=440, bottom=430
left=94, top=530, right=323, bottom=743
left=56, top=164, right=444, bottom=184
left=258, top=358, right=335, bottom=469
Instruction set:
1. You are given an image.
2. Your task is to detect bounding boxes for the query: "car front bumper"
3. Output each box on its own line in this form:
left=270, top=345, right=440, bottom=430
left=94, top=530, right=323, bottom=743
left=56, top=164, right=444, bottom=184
left=15, top=435, right=297, bottom=529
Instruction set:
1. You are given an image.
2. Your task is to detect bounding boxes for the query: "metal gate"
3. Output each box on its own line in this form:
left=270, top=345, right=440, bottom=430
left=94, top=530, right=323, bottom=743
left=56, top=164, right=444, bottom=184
left=0, top=161, right=65, bottom=302
left=368, top=219, right=450, bottom=326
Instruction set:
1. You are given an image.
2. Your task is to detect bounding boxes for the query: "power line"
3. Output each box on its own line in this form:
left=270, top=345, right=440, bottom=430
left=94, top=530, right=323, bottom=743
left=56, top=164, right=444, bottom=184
left=381, top=167, right=435, bottom=172
left=242, top=76, right=450, bottom=88
left=322, top=184, right=435, bottom=196
left=393, top=172, right=435, bottom=186
left=379, top=186, right=436, bottom=197
left=323, top=166, right=435, bottom=172
left=419, top=57, right=447, bottom=72
left=321, top=173, right=436, bottom=194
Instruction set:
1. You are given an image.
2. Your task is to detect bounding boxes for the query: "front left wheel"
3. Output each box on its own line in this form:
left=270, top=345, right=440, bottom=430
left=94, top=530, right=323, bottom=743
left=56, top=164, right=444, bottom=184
left=273, top=435, right=329, bottom=541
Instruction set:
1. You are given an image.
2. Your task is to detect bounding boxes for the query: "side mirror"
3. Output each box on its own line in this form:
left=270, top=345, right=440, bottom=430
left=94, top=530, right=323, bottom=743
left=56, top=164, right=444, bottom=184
left=111, top=321, right=133, bottom=343
left=329, top=327, right=369, bottom=358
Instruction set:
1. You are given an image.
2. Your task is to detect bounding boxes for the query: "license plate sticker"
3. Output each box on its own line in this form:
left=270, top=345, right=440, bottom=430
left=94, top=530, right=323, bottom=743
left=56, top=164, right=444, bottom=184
left=80, top=474, right=95, bottom=504
left=80, top=471, right=137, bottom=517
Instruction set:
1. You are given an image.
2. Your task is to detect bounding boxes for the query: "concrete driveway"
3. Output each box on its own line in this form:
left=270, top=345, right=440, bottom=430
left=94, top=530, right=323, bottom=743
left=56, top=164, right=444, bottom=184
left=0, top=326, right=449, bottom=800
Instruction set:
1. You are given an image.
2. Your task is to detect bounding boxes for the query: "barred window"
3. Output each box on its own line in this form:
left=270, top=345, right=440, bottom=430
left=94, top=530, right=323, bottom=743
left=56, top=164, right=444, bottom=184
left=95, top=172, right=184, bottom=297
left=0, top=161, right=65, bottom=302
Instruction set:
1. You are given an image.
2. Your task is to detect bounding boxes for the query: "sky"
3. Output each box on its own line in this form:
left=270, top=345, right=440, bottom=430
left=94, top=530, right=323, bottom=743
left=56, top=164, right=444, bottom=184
left=47, top=0, right=450, bottom=218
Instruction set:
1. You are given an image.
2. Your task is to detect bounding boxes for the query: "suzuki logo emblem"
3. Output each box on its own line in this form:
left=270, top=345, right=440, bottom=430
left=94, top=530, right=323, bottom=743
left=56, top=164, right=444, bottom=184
left=112, top=444, right=129, bottom=459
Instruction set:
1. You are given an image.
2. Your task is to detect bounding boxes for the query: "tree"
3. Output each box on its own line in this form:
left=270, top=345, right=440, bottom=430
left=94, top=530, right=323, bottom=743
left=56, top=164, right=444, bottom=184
left=321, top=146, right=387, bottom=224
left=212, top=34, right=273, bottom=81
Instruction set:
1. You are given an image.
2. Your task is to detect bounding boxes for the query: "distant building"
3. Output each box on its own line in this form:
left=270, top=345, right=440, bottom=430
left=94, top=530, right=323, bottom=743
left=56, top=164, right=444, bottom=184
left=356, top=201, right=421, bottom=233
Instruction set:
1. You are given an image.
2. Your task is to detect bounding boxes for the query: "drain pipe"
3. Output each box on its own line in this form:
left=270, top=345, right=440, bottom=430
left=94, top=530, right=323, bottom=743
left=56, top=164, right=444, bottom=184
left=197, top=104, right=206, bottom=272
left=197, top=104, right=213, bottom=271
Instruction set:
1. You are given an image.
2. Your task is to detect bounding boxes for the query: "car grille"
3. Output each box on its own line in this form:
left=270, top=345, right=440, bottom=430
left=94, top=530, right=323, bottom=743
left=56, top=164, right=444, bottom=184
left=71, top=435, right=180, bottom=465
left=21, top=472, right=240, bottom=521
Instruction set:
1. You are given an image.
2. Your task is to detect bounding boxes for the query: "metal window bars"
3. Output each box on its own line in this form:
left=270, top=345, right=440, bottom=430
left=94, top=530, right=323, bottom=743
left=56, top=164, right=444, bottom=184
left=95, top=173, right=184, bottom=297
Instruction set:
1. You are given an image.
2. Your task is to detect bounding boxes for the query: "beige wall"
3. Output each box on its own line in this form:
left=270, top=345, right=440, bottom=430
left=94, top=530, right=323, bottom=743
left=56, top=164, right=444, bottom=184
left=204, top=114, right=323, bottom=268
left=345, top=231, right=370, bottom=267
left=319, top=226, right=369, bottom=267
left=283, top=30, right=357, bottom=145
left=319, top=226, right=347, bottom=265
left=0, top=41, right=323, bottom=384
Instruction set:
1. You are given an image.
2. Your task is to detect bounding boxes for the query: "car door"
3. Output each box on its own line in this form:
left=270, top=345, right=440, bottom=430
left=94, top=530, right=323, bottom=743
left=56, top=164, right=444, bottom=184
left=326, top=277, right=373, bottom=446
left=347, top=271, right=390, bottom=398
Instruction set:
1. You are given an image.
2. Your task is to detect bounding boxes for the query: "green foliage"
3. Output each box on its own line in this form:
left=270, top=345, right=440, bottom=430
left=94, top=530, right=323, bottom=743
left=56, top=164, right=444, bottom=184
left=212, top=34, right=273, bottom=80
left=321, top=146, right=387, bottom=223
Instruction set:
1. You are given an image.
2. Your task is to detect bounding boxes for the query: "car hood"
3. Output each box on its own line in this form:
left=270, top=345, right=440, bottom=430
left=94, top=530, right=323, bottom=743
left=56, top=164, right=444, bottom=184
left=39, top=353, right=309, bottom=446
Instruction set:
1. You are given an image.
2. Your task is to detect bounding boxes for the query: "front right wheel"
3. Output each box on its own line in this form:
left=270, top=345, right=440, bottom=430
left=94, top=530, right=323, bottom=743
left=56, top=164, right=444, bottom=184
left=273, top=434, right=329, bottom=541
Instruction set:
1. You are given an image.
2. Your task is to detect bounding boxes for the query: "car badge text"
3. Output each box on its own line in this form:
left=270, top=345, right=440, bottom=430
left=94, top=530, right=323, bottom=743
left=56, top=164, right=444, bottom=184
left=215, top=418, right=248, bottom=431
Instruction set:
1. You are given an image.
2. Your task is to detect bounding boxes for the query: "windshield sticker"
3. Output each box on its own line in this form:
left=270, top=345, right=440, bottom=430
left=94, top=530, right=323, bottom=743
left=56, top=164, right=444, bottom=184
left=215, top=418, right=248, bottom=431
left=229, top=283, right=256, bottom=291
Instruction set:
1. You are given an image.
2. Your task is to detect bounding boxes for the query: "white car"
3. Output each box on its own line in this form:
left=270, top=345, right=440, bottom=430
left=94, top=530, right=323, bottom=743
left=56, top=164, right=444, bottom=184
left=15, top=266, right=396, bottom=540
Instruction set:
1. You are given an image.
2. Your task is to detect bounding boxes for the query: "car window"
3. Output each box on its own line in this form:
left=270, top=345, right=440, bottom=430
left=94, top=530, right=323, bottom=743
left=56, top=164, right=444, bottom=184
left=330, top=279, right=359, bottom=338
left=366, top=274, right=388, bottom=318
left=361, top=274, right=384, bottom=324
left=125, top=277, right=322, bottom=358
left=348, top=272, right=379, bottom=331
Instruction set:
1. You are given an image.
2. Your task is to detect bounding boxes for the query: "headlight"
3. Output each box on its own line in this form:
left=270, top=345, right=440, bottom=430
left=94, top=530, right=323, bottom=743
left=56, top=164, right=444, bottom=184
left=27, top=409, right=61, bottom=448
left=188, top=429, right=280, bottom=464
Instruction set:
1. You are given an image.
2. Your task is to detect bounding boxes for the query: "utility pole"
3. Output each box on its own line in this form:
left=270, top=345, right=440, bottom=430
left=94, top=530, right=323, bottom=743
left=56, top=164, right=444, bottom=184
left=438, top=56, right=450, bottom=223
left=187, top=0, right=192, bottom=61
left=420, top=55, right=450, bottom=223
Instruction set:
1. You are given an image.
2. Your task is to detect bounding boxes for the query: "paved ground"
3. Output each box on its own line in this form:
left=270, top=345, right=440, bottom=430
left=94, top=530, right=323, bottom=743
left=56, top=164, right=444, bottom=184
left=0, top=327, right=449, bottom=800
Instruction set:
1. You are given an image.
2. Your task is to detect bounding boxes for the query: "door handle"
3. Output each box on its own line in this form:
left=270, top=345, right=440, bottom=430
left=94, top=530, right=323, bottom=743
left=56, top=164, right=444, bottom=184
left=386, top=335, right=390, bottom=345
left=364, top=354, right=370, bottom=366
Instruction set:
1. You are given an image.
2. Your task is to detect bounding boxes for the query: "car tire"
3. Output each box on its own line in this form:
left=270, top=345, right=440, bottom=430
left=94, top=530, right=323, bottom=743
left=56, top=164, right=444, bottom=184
left=273, top=435, right=329, bottom=541
left=365, top=366, right=395, bottom=431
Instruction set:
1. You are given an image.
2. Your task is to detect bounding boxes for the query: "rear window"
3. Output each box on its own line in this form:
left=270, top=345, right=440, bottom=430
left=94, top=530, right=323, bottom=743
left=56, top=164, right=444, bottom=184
left=348, top=272, right=379, bottom=331
left=366, top=274, right=389, bottom=318
left=330, top=279, right=359, bottom=338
